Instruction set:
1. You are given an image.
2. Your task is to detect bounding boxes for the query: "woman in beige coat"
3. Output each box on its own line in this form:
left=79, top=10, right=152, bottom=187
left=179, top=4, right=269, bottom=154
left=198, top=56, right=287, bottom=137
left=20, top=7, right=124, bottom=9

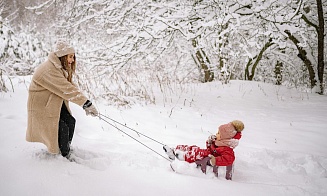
left=26, top=40, right=98, bottom=158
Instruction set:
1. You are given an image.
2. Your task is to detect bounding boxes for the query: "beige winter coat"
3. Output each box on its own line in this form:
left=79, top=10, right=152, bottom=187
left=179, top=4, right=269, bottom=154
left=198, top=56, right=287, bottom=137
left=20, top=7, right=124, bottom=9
left=26, top=52, right=88, bottom=154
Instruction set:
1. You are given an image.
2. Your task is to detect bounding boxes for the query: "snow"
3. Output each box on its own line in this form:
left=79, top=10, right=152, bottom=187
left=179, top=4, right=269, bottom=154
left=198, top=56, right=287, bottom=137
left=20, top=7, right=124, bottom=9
left=1, top=77, right=327, bottom=196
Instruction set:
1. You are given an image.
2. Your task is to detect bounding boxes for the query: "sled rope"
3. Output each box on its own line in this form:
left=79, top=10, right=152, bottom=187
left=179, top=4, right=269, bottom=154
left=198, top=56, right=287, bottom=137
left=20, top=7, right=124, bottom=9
left=99, top=114, right=172, bottom=162
left=99, top=114, right=166, bottom=145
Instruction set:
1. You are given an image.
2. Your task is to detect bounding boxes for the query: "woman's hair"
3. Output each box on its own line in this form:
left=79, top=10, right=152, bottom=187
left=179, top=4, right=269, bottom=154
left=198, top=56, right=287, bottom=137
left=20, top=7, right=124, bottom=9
left=59, top=55, right=76, bottom=83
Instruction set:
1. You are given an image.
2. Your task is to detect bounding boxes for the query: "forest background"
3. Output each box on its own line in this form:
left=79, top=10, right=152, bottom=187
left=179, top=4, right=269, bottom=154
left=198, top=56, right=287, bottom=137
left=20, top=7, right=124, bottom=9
left=0, top=0, right=326, bottom=105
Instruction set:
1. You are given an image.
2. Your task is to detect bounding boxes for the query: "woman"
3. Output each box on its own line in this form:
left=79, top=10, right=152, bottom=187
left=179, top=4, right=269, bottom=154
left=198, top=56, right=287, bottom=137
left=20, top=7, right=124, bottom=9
left=26, top=40, right=98, bottom=158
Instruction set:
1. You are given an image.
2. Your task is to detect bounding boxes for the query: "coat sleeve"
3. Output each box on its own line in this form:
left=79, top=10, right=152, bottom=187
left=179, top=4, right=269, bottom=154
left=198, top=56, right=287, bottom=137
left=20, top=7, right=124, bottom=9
left=34, top=66, right=88, bottom=107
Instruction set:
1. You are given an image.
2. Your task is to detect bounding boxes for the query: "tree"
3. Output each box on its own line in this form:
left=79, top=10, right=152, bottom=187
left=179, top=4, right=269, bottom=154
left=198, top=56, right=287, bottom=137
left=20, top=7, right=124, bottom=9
left=315, top=0, right=325, bottom=94
left=0, top=14, right=17, bottom=92
left=286, top=0, right=326, bottom=93
left=0, top=0, right=45, bottom=92
left=8, top=0, right=326, bottom=102
left=245, top=39, right=274, bottom=81
left=243, top=0, right=326, bottom=92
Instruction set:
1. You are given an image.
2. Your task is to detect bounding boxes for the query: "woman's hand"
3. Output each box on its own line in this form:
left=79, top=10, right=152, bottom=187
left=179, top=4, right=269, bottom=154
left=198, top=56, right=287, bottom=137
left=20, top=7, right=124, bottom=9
left=84, top=105, right=99, bottom=117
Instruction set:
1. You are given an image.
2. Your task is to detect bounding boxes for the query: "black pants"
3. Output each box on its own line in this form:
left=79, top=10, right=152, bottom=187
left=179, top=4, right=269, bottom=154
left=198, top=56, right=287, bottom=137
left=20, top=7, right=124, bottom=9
left=58, top=102, right=76, bottom=157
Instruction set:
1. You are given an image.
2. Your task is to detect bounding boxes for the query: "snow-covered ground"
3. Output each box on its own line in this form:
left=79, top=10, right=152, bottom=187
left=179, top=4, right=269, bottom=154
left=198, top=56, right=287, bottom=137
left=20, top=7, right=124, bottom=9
left=1, top=77, right=326, bottom=196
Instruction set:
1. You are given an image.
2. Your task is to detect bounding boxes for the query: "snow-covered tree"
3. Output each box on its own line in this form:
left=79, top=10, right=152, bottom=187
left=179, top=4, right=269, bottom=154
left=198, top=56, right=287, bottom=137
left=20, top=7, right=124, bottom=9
left=0, top=15, right=17, bottom=92
left=8, top=0, right=326, bottom=99
left=228, top=0, right=326, bottom=93
left=0, top=0, right=45, bottom=92
left=298, top=0, right=326, bottom=94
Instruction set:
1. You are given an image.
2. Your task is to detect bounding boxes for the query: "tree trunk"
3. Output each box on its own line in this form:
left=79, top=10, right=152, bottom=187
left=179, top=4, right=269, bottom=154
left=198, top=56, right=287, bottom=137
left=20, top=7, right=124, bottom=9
left=285, top=30, right=316, bottom=88
left=0, top=69, right=8, bottom=92
left=192, top=39, right=214, bottom=82
left=245, top=40, right=273, bottom=81
left=316, top=0, right=325, bottom=94
left=244, top=58, right=253, bottom=80
left=274, top=61, right=283, bottom=85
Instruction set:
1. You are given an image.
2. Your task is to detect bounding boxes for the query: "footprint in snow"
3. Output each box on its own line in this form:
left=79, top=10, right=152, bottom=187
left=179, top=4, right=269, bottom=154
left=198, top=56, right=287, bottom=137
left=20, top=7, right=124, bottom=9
left=32, top=149, right=62, bottom=160
left=32, top=148, right=111, bottom=171
left=68, top=147, right=111, bottom=171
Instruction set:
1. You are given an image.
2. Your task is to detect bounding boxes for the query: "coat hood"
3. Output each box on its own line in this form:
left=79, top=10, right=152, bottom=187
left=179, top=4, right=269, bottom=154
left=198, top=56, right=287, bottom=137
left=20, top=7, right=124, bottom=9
left=48, top=52, right=63, bottom=69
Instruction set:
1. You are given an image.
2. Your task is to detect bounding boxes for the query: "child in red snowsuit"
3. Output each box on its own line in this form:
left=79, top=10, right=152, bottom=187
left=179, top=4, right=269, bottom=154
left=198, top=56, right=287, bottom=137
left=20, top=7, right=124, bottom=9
left=163, top=120, right=244, bottom=167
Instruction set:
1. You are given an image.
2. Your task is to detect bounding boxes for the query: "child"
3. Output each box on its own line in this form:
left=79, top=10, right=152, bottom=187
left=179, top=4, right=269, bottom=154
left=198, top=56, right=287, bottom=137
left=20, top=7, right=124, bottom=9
left=163, top=120, right=244, bottom=167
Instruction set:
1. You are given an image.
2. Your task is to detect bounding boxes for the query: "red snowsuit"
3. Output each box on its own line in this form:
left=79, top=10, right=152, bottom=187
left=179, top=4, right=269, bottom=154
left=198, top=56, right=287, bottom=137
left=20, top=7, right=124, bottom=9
left=175, top=132, right=242, bottom=166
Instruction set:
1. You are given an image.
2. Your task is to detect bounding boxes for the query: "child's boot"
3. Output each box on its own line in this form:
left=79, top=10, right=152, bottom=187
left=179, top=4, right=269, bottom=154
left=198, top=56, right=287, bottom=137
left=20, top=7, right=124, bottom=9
left=174, top=149, right=186, bottom=161
left=163, top=145, right=175, bottom=160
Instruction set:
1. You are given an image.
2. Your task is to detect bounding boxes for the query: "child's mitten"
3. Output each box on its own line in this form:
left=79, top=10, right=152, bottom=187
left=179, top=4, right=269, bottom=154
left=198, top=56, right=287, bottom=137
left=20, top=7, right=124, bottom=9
left=207, top=135, right=217, bottom=143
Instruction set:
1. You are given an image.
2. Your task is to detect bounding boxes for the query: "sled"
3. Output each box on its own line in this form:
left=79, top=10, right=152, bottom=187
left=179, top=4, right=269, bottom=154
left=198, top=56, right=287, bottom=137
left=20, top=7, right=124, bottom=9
left=195, top=157, right=234, bottom=180
left=170, top=157, right=234, bottom=180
